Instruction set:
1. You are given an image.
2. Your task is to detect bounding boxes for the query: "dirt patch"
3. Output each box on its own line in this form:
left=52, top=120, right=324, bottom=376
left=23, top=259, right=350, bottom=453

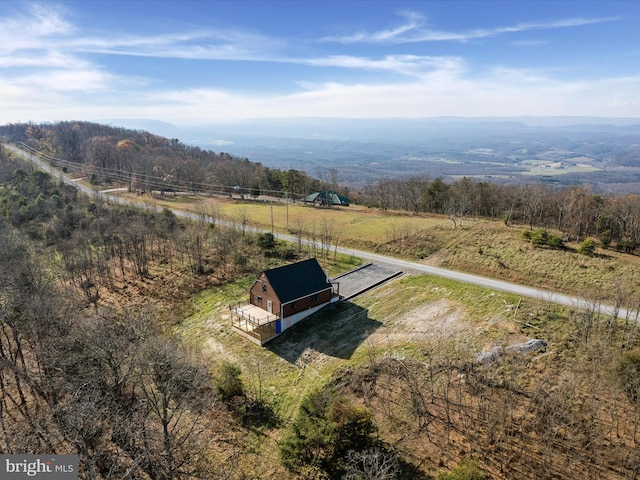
left=369, top=298, right=472, bottom=344
left=204, top=337, right=231, bottom=358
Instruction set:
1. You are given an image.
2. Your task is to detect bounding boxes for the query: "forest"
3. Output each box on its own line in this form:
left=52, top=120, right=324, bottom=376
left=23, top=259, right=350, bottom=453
left=0, top=121, right=326, bottom=200
left=2, top=122, right=640, bottom=479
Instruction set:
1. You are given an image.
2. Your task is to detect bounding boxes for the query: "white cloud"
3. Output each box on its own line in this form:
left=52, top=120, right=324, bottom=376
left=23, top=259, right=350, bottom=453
left=85, top=69, right=638, bottom=125
left=512, top=40, right=548, bottom=46
left=0, top=4, right=74, bottom=54
left=325, top=11, right=619, bottom=44
left=299, top=54, right=466, bottom=78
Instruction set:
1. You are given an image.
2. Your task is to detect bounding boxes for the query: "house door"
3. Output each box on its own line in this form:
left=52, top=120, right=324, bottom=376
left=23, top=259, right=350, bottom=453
left=267, top=300, right=273, bottom=314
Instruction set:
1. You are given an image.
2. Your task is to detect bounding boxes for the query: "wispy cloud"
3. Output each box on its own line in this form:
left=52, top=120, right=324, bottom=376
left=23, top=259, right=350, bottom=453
left=324, top=11, right=619, bottom=44
left=129, top=70, right=640, bottom=124
left=0, top=2, right=637, bottom=124
left=71, top=30, right=283, bottom=61
left=299, top=54, right=465, bottom=78
left=0, top=3, right=282, bottom=63
left=0, top=3, right=74, bottom=54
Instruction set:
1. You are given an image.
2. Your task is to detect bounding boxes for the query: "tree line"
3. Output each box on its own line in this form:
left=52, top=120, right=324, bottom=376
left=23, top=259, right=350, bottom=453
left=0, top=121, right=329, bottom=199
left=5, top=121, right=640, bottom=253
left=356, top=176, right=640, bottom=252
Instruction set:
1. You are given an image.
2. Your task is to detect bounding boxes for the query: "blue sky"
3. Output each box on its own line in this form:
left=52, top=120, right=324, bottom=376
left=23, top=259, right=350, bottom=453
left=1, top=1, right=639, bottom=126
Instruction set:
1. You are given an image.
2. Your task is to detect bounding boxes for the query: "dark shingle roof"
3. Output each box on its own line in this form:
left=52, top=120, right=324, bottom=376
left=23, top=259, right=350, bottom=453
left=263, top=258, right=331, bottom=303
left=304, top=191, right=350, bottom=206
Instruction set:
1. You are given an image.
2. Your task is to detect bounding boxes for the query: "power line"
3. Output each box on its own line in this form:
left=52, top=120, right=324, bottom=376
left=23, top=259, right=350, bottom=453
left=14, top=142, right=309, bottom=201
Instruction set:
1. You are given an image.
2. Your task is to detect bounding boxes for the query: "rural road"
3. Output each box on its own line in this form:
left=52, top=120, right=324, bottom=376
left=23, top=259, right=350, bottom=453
left=5, top=141, right=632, bottom=320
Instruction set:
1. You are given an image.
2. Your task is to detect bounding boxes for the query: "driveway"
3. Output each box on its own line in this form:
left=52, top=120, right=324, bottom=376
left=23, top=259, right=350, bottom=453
left=331, top=263, right=403, bottom=300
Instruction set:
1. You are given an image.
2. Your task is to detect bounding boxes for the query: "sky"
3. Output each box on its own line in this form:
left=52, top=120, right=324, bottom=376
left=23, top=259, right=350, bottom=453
left=1, top=0, right=640, bottom=127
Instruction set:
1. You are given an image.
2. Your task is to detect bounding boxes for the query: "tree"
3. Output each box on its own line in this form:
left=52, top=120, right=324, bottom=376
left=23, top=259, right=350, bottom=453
left=216, top=361, right=244, bottom=402
left=280, top=388, right=378, bottom=478
left=578, top=237, right=597, bottom=255
left=616, top=350, right=640, bottom=403
left=135, top=336, right=215, bottom=480
left=343, top=448, right=400, bottom=480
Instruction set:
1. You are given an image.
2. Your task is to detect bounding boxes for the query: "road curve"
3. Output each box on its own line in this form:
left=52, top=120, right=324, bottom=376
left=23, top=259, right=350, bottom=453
left=5, top=142, right=632, bottom=319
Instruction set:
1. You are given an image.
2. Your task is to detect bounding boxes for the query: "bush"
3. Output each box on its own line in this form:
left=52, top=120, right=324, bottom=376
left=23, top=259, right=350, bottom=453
left=599, top=228, right=612, bottom=248
left=547, top=234, right=564, bottom=248
left=529, top=228, right=549, bottom=247
left=524, top=228, right=564, bottom=249
left=256, top=232, right=275, bottom=249
left=280, top=388, right=379, bottom=478
left=215, top=361, right=244, bottom=402
left=577, top=238, right=597, bottom=255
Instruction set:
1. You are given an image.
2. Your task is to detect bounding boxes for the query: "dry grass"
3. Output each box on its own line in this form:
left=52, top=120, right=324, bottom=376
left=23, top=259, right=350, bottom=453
left=115, top=190, right=640, bottom=304
left=110, top=191, right=640, bottom=478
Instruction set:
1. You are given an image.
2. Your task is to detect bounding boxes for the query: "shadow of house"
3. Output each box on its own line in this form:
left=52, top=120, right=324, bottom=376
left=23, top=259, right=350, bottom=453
left=266, top=302, right=382, bottom=364
left=230, top=258, right=340, bottom=345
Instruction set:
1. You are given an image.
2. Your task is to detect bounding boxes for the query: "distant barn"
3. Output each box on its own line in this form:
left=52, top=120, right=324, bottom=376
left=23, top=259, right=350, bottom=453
left=304, top=191, right=350, bottom=207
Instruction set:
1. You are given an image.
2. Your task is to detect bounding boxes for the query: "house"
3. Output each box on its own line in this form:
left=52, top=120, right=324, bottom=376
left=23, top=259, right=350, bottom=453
left=230, top=258, right=340, bottom=345
left=304, top=191, right=350, bottom=207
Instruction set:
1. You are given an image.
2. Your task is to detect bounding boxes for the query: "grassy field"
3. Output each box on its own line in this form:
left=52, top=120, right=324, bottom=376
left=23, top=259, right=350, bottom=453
left=117, top=190, right=640, bottom=306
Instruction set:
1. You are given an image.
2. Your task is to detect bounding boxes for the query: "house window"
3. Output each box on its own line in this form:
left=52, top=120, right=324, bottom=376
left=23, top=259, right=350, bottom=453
left=311, top=294, right=319, bottom=303
left=290, top=302, right=296, bottom=311
left=262, top=284, right=267, bottom=293
left=257, top=296, right=262, bottom=306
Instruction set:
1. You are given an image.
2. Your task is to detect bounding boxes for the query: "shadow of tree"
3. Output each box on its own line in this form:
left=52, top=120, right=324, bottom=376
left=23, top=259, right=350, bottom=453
left=267, top=302, right=382, bottom=364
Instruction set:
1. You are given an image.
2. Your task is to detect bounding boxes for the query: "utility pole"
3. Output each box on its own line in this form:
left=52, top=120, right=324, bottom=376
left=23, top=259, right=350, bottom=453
left=270, top=204, right=274, bottom=235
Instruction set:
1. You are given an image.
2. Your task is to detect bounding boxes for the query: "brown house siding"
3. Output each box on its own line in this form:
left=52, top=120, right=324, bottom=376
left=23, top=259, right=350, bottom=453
left=249, top=273, right=333, bottom=318
left=281, top=287, right=333, bottom=317
left=249, top=274, right=281, bottom=315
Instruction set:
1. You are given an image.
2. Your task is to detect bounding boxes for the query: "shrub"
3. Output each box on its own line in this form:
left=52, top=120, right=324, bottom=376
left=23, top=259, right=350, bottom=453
left=215, top=361, right=244, bottom=402
left=577, top=238, right=597, bottom=255
left=256, top=232, right=275, bottom=249
left=524, top=228, right=564, bottom=249
left=599, top=228, right=612, bottom=248
left=280, top=388, right=378, bottom=478
left=529, top=228, right=549, bottom=247
left=618, top=239, right=637, bottom=254
left=547, top=234, right=564, bottom=248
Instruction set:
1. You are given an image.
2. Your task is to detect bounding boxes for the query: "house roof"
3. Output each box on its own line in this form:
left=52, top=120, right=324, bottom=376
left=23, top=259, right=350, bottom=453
left=262, top=258, right=331, bottom=304
left=304, top=191, right=350, bottom=206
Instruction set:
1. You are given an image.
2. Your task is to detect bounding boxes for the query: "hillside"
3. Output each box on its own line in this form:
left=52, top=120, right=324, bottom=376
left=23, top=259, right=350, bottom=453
left=2, top=124, right=640, bottom=479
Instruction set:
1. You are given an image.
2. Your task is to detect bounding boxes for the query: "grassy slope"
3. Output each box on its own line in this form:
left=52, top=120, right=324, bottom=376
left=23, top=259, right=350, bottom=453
left=174, top=263, right=583, bottom=478
left=125, top=191, right=640, bottom=305
left=116, top=191, right=640, bottom=478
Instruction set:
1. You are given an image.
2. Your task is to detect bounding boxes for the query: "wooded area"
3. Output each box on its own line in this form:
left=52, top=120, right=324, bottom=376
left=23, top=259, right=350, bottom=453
left=0, top=121, right=325, bottom=200
left=355, top=176, right=640, bottom=252
left=2, top=121, right=640, bottom=479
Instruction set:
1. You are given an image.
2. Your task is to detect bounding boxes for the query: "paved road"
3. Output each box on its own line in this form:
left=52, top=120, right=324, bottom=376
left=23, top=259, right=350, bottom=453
left=5, top=141, right=633, bottom=319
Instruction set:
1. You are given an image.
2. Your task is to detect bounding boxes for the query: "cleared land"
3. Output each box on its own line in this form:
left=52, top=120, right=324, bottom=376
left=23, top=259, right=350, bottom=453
left=110, top=189, right=640, bottom=306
